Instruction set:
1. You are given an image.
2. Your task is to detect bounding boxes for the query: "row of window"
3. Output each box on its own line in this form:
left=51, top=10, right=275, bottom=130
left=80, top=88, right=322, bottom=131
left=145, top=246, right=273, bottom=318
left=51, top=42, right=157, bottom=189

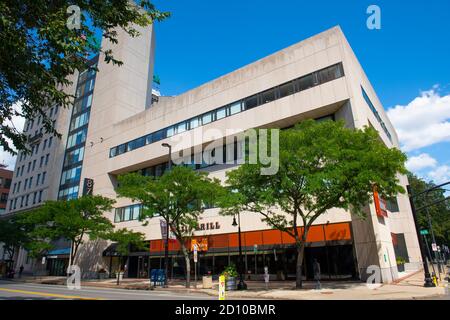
left=114, top=204, right=143, bottom=223
left=361, top=86, right=392, bottom=142
left=8, top=189, right=44, bottom=211
left=69, top=111, right=90, bottom=131
left=12, top=171, right=47, bottom=194
left=109, top=63, right=345, bottom=158
left=15, top=154, right=50, bottom=178
left=18, top=137, right=53, bottom=163
left=0, top=177, right=11, bottom=189
left=64, top=146, right=85, bottom=167
left=67, top=127, right=88, bottom=149
left=58, top=185, right=79, bottom=201
left=60, top=165, right=82, bottom=186
left=57, top=58, right=98, bottom=200
left=24, top=106, right=59, bottom=133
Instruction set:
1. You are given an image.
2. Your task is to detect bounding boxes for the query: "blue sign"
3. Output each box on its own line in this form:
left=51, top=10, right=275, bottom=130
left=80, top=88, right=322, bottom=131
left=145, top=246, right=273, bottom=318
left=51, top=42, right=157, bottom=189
left=150, top=269, right=166, bottom=286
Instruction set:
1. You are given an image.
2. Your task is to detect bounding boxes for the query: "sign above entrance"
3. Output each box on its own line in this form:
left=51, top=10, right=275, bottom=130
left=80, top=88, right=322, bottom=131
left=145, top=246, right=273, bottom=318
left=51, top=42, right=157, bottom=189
left=191, top=238, right=208, bottom=252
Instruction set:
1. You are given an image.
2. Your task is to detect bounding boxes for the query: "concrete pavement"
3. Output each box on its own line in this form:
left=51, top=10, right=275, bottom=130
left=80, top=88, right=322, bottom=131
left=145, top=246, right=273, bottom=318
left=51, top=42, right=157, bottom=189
left=3, top=267, right=449, bottom=300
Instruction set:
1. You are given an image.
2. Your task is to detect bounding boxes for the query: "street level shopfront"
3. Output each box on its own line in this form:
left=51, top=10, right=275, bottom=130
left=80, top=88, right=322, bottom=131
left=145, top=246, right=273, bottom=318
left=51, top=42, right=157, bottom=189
left=112, top=222, right=358, bottom=281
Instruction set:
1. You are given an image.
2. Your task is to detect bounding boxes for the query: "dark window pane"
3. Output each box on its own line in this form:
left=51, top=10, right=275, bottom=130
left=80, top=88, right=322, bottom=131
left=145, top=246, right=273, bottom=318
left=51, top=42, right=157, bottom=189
left=118, top=144, right=126, bottom=155
left=261, top=89, right=275, bottom=104
left=317, top=64, right=344, bottom=84
left=386, top=197, right=399, bottom=212
left=279, top=81, right=294, bottom=98
left=296, top=74, right=315, bottom=91
left=244, top=95, right=258, bottom=110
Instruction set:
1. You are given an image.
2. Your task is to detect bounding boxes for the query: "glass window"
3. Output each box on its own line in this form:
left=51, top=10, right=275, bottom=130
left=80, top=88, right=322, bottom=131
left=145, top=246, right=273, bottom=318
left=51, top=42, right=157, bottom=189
left=166, top=126, right=175, bottom=137
left=132, top=205, right=141, bottom=220
left=114, top=209, right=123, bottom=223
left=279, top=81, right=295, bottom=98
left=176, top=122, right=186, bottom=134
left=117, top=144, right=126, bottom=155
left=201, top=113, right=212, bottom=125
left=296, top=74, right=315, bottom=91
left=110, top=147, right=117, bottom=158
left=244, top=95, right=258, bottom=110
left=190, top=117, right=200, bottom=129
left=229, top=101, right=242, bottom=115
left=124, top=207, right=131, bottom=221
left=386, top=197, right=400, bottom=212
left=215, top=107, right=226, bottom=120
left=317, top=64, right=344, bottom=84
left=261, top=88, right=276, bottom=104
left=153, top=129, right=165, bottom=142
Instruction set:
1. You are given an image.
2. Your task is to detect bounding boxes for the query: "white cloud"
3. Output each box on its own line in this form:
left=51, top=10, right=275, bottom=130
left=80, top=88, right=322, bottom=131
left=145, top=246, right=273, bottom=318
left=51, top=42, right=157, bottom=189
left=0, top=102, right=25, bottom=170
left=387, top=88, right=450, bottom=152
left=428, top=165, right=450, bottom=184
left=406, top=153, right=437, bottom=171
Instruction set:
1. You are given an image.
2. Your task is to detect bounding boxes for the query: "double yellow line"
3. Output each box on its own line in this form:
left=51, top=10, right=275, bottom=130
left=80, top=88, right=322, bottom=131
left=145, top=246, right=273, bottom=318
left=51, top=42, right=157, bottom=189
left=0, top=287, right=102, bottom=300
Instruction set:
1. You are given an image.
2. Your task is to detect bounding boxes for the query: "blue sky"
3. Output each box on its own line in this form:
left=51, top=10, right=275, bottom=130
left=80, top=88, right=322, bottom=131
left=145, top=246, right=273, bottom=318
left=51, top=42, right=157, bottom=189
left=150, top=0, right=450, bottom=184
left=1, top=1, right=449, bottom=185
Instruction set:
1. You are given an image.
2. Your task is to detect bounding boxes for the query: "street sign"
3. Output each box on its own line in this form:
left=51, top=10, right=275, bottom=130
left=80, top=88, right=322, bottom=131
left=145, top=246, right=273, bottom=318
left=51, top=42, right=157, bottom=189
left=420, top=229, right=429, bottom=235
left=432, top=243, right=438, bottom=252
left=219, top=275, right=226, bottom=300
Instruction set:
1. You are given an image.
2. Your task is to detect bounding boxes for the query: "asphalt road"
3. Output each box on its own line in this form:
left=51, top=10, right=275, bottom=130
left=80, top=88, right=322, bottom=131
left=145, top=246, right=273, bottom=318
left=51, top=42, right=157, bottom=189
left=0, top=280, right=214, bottom=300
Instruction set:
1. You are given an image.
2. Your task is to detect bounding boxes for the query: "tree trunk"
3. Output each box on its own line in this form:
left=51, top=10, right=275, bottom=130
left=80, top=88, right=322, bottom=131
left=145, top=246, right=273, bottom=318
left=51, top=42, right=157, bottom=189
left=295, top=242, right=306, bottom=289
left=180, top=243, right=191, bottom=288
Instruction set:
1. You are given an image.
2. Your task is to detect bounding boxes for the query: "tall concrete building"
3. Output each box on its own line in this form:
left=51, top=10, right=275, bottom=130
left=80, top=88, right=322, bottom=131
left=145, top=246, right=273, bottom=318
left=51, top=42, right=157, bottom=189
left=6, top=25, right=422, bottom=282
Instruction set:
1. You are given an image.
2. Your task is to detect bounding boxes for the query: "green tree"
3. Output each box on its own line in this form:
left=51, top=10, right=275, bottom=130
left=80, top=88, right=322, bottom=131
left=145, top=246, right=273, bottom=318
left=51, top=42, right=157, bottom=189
left=0, top=0, right=169, bottom=154
left=106, top=228, right=146, bottom=285
left=407, top=172, right=450, bottom=246
left=220, top=120, right=407, bottom=288
left=116, top=166, right=225, bottom=288
left=0, top=215, right=33, bottom=261
left=19, top=195, right=116, bottom=265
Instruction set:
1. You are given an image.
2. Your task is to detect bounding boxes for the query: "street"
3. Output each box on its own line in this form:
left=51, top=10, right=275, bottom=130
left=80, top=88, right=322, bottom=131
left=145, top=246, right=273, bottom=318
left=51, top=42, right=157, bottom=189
left=0, top=280, right=214, bottom=300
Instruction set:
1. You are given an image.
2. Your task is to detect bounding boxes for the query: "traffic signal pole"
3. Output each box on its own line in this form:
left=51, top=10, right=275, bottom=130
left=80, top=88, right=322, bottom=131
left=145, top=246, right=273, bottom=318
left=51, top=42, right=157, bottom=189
left=407, top=185, right=435, bottom=287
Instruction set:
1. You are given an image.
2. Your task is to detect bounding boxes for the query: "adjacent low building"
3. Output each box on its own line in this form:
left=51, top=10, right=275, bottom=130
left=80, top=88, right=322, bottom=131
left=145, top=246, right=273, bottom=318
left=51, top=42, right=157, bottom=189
left=6, top=24, right=422, bottom=283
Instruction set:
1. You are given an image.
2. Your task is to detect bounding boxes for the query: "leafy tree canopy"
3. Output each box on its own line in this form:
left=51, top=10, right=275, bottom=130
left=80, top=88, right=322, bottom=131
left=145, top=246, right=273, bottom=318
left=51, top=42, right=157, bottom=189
left=408, top=172, right=450, bottom=245
left=116, top=165, right=225, bottom=287
left=0, top=0, right=169, bottom=154
left=220, top=119, right=407, bottom=288
left=19, top=195, right=116, bottom=261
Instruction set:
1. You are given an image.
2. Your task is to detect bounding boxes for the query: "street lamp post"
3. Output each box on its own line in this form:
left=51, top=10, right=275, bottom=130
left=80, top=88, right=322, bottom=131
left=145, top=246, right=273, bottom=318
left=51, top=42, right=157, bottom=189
left=232, top=213, right=247, bottom=290
left=161, top=143, right=172, bottom=288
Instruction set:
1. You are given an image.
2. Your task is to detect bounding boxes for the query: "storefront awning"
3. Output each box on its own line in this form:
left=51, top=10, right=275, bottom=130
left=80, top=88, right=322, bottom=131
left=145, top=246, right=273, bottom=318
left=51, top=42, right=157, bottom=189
left=47, top=248, right=70, bottom=255
left=103, top=243, right=120, bottom=257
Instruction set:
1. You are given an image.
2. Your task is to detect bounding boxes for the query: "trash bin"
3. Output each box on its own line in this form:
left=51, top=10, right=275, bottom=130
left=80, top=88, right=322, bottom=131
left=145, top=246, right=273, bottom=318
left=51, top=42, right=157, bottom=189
left=202, top=276, right=212, bottom=289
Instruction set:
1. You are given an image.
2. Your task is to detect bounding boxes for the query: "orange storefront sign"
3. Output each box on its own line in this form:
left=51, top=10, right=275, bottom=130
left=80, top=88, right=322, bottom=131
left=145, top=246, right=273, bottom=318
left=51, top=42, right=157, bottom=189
left=191, top=238, right=208, bottom=251
left=373, top=186, right=388, bottom=218
left=149, top=222, right=352, bottom=253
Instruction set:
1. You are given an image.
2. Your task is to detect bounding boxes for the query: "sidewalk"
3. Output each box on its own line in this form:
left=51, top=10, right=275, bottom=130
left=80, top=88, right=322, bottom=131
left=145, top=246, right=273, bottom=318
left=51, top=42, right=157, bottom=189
left=4, top=269, right=449, bottom=300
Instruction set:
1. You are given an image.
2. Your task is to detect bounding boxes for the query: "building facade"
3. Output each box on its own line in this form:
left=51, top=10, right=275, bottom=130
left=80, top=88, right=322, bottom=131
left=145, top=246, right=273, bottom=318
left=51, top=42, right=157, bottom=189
left=6, top=25, right=422, bottom=283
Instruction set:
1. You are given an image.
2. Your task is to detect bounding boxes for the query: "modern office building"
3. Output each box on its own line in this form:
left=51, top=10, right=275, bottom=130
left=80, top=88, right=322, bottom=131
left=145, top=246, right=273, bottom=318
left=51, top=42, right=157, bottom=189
left=5, top=24, right=422, bottom=283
